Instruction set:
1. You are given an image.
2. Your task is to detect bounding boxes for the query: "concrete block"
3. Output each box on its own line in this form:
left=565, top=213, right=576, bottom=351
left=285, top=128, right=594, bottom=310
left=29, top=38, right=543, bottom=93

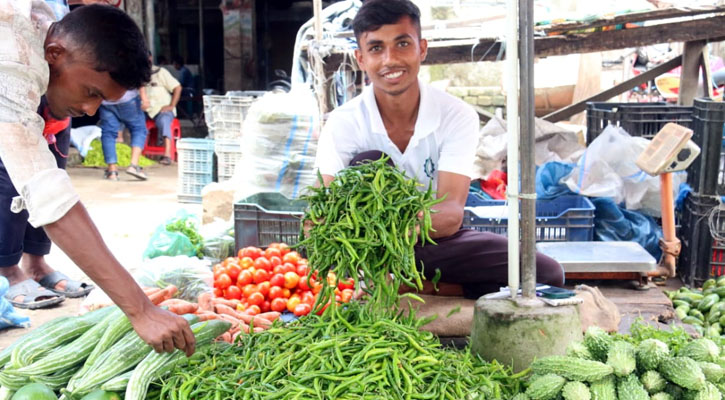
left=492, top=95, right=506, bottom=106
left=471, top=297, right=582, bottom=372
left=463, top=96, right=478, bottom=105
left=477, top=96, right=492, bottom=106
left=446, top=87, right=469, bottom=97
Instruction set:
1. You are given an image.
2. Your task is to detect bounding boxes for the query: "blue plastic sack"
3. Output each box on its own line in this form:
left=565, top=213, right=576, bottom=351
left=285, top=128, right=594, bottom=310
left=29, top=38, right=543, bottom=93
left=0, top=277, right=30, bottom=330
left=591, top=197, right=663, bottom=260
left=536, top=162, right=575, bottom=200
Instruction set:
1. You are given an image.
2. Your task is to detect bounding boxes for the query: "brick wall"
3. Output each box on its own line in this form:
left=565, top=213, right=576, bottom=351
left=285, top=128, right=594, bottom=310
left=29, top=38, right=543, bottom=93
left=446, top=86, right=506, bottom=115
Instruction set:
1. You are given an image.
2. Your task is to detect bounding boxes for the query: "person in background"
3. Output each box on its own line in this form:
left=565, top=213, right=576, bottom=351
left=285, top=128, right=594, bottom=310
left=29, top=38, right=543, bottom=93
left=98, top=89, right=150, bottom=180
left=172, top=55, right=194, bottom=97
left=0, top=2, right=195, bottom=355
left=144, top=59, right=182, bottom=166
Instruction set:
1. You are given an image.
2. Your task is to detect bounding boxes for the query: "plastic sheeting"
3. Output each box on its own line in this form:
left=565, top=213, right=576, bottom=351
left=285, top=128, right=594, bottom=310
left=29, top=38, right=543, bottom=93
left=0, top=277, right=30, bottom=330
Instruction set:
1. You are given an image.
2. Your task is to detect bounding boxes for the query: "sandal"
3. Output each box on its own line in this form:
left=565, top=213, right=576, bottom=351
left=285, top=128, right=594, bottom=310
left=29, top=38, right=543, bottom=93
left=104, top=170, right=119, bottom=181
left=4, top=279, right=65, bottom=309
left=38, top=271, right=94, bottom=298
left=126, top=164, right=148, bottom=180
left=160, top=156, right=172, bottom=166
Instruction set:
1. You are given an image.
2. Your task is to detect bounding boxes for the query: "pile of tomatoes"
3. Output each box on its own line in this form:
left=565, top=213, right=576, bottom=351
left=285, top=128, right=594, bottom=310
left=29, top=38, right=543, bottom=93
left=212, top=243, right=355, bottom=317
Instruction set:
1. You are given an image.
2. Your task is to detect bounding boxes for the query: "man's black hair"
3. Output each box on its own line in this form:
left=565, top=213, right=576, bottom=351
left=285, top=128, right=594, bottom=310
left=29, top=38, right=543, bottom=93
left=172, top=55, right=184, bottom=66
left=352, top=0, right=421, bottom=42
left=51, top=4, right=151, bottom=89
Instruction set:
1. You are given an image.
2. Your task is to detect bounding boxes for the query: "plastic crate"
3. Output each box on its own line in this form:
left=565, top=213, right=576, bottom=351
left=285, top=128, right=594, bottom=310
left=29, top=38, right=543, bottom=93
left=678, top=193, right=725, bottom=287
left=687, top=99, right=725, bottom=196
left=463, top=194, right=595, bottom=241
left=177, top=139, right=215, bottom=203
left=586, top=102, right=693, bottom=145
left=214, top=139, right=242, bottom=183
left=234, top=192, right=307, bottom=249
left=202, top=95, right=256, bottom=140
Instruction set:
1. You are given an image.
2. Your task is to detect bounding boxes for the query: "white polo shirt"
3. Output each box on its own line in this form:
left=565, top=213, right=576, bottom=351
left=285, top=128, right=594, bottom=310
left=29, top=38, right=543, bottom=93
left=314, top=80, right=479, bottom=191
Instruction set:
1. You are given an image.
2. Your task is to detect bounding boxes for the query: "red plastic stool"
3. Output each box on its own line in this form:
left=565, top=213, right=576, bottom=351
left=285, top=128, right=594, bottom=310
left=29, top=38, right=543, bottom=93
left=143, top=117, right=181, bottom=161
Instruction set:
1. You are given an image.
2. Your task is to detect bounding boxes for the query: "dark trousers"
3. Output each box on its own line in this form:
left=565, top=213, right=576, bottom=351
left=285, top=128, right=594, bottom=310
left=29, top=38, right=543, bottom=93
left=0, top=128, right=70, bottom=267
left=349, top=150, right=565, bottom=299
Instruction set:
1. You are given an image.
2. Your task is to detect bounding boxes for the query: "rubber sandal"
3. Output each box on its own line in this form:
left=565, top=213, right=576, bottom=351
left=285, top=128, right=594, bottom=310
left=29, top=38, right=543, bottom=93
left=125, top=164, right=148, bottom=180
left=38, top=271, right=94, bottom=298
left=104, top=170, right=119, bottom=181
left=4, top=279, right=65, bottom=309
left=160, top=156, right=172, bottom=166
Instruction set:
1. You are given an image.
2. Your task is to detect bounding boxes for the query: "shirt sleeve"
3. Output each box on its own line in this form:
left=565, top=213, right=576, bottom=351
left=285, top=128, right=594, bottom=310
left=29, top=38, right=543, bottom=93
left=0, top=1, right=79, bottom=228
left=437, top=101, right=480, bottom=179
left=314, top=109, right=362, bottom=177
left=160, top=68, right=180, bottom=93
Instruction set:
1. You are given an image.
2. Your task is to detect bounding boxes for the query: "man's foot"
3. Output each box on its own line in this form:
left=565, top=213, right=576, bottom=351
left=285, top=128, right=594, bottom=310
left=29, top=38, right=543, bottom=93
left=0, top=266, right=64, bottom=309
left=159, top=156, right=172, bottom=166
left=21, top=255, right=94, bottom=298
left=126, top=165, right=148, bottom=180
left=104, top=170, right=119, bottom=181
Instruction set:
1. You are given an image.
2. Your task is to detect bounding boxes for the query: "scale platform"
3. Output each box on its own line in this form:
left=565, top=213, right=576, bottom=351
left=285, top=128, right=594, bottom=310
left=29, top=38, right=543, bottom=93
left=536, top=242, right=657, bottom=285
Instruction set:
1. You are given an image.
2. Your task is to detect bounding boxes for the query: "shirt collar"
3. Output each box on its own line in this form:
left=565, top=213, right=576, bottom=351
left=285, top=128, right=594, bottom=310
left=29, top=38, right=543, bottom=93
left=362, top=79, right=441, bottom=142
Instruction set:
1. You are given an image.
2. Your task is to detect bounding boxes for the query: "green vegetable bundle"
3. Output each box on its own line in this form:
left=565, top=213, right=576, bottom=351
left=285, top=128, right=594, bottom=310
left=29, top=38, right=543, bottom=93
left=82, top=140, right=155, bottom=168
left=298, top=157, right=444, bottom=311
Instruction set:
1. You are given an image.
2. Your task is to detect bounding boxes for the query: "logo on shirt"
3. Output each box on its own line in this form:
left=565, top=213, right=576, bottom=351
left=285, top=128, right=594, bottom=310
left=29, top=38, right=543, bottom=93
left=424, top=157, right=436, bottom=179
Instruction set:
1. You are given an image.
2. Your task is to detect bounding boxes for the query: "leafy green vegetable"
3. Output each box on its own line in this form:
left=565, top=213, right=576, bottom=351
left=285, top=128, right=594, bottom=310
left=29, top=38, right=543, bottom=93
left=165, top=218, right=203, bottom=259
left=82, top=140, right=155, bottom=168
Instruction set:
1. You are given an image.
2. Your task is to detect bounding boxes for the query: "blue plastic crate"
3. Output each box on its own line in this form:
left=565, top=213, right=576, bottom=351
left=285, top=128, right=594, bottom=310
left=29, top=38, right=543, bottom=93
left=177, top=139, right=215, bottom=203
left=463, top=194, right=595, bottom=241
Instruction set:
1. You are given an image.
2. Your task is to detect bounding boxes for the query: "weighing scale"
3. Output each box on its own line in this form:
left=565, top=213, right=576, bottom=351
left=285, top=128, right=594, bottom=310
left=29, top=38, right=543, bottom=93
left=536, top=123, right=701, bottom=289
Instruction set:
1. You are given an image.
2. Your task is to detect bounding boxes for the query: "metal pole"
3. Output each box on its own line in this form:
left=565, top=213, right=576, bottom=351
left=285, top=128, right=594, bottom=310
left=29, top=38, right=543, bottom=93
left=312, top=0, right=328, bottom=115
left=144, top=0, right=155, bottom=61
left=198, top=0, right=205, bottom=90
left=506, top=0, right=520, bottom=299
left=519, top=0, right=537, bottom=298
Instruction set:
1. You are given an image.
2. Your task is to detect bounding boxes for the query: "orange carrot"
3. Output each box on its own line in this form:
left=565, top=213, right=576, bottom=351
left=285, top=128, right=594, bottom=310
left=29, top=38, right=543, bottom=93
left=232, top=331, right=242, bottom=343
left=148, top=287, right=171, bottom=305
left=159, top=299, right=199, bottom=315
left=143, top=287, right=162, bottom=296
left=212, top=297, right=240, bottom=308
left=195, top=311, right=220, bottom=321
left=214, top=303, right=240, bottom=318
left=217, top=313, right=242, bottom=327
left=219, top=332, right=232, bottom=343
left=253, top=327, right=264, bottom=333
left=256, top=312, right=281, bottom=322
left=197, top=292, right=214, bottom=312
left=236, top=312, right=272, bottom=329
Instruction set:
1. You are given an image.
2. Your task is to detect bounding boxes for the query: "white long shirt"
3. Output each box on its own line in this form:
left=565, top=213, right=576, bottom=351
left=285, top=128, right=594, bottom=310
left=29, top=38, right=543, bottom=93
left=314, top=80, right=480, bottom=191
left=0, top=0, right=79, bottom=227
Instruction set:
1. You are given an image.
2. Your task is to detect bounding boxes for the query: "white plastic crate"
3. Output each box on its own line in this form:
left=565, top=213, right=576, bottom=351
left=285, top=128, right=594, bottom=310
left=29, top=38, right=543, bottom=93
left=214, top=139, right=243, bottom=183
left=203, top=95, right=255, bottom=140
left=177, top=139, right=214, bottom=203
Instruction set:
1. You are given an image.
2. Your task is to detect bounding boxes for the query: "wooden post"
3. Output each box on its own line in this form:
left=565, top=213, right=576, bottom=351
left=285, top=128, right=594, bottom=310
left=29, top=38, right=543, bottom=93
left=311, top=0, right=329, bottom=117
left=700, top=45, right=714, bottom=99
left=678, top=40, right=706, bottom=106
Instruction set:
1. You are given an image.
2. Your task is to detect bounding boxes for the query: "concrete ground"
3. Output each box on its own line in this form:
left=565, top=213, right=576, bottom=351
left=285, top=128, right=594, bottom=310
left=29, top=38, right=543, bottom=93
left=0, top=162, right=680, bottom=349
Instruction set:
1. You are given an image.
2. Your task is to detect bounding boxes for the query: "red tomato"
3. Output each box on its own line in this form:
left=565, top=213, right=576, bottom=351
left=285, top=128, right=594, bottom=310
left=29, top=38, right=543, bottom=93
left=281, top=263, right=296, bottom=274
left=301, top=291, right=315, bottom=307
left=237, top=270, right=253, bottom=287
left=247, top=292, right=265, bottom=307
left=242, top=284, right=257, bottom=299
left=254, top=257, right=272, bottom=272
left=294, top=303, right=311, bottom=316
left=296, top=264, right=308, bottom=278
left=277, top=243, right=290, bottom=256
left=286, top=296, right=302, bottom=313
left=284, top=272, right=300, bottom=289
left=272, top=265, right=284, bottom=275
left=264, top=247, right=282, bottom=260
left=297, top=276, right=311, bottom=292
left=337, top=277, right=354, bottom=291
left=222, top=257, right=236, bottom=267
left=213, top=264, right=225, bottom=279
left=246, top=305, right=261, bottom=315
left=257, top=281, right=270, bottom=298
left=267, top=242, right=280, bottom=249
left=281, top=288, right=292, bottom=299
left=260, top=300, right=271, bottom=313
left=311, top=280, right=322, bottom=295
left=225, top=285, right=242, bottom=300
left=269, top=273, right=285, bottom=288
left=315, top=301, right=330, bottom=316
left=239, top=257, right=254, bottom=270
left=253, top=269, right=270, bottom=284
left=271, top=298, right=287, bottom=312
left=215, top=273, right=232, bottom=290
left=248, top=247, right=263, bottom=260
left=213, top=287, right=223, bottom=297
left=226, top=264, right=242, bottom=282
left=341, top=288, right=354, bottom=303
left=268, top=286, right=283, bottom=300
left=268, top=256, right=282, bottom=268
left=327, top=272, right=337, bottom=287
left=282, top=251, right=300, bottom=265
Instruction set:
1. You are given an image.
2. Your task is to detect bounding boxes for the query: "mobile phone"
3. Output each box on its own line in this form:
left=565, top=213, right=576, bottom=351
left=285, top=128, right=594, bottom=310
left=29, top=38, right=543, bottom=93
left=537, top=286, right=575, bottom=299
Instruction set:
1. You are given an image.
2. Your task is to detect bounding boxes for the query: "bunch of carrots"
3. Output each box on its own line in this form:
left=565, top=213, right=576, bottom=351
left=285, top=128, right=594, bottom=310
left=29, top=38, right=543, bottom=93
left=143, top=285, right=280, bottom=344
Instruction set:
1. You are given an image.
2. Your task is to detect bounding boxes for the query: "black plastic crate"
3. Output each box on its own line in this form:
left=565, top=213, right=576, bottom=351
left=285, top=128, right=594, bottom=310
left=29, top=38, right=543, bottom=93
left=678, top=193, right=725, bottom=287
left=586, top=102, right=693, bottom=145
left=687, top=99, right=725, bottom=196
left=233, top=192, right=307, bottom=250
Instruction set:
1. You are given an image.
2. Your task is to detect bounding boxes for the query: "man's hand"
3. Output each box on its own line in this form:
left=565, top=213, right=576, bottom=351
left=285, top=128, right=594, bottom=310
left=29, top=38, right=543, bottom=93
left=160, top=105, right=175, bottom=113
left=140, top=99, right=150, bottom=111
left=128, top=304, right=196, bottom=356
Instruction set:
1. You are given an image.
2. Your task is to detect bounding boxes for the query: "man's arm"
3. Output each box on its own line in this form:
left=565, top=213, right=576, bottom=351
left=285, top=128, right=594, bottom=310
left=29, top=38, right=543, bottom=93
left=160, top=85, right=181, bottom=114
left=427, top=171, right=470, bottom=239
left=139, top=87, right=149, bottom=111
left=45, top=202, right=196, bottom=355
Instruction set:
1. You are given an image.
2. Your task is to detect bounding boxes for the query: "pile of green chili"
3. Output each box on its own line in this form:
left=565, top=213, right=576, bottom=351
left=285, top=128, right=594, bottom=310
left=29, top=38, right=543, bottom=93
left=151, top=159, right=526, bottom=399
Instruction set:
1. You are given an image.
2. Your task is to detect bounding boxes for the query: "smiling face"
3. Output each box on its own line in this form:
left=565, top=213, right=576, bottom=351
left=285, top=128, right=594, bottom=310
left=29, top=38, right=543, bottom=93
left=354, top=16, right=427, bottom=98
left=44, top=41, right=127, bottom=119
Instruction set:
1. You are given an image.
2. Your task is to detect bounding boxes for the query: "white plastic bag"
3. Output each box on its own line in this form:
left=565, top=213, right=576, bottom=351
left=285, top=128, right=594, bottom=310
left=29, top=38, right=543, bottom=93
left=232, top=89, right=320, bottom=202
